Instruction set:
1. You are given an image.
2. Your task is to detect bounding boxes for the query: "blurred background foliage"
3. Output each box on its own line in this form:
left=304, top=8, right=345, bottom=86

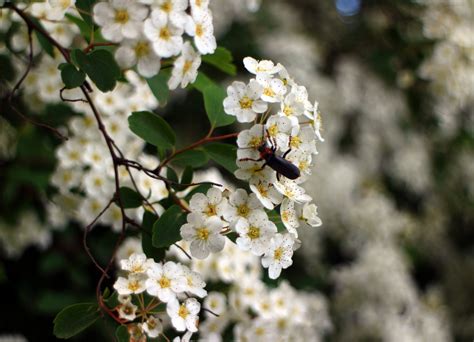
left=0, top=0, right=473, bottom=341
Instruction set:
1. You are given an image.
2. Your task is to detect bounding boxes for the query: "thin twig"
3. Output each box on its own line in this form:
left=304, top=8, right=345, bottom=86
left=83, top=197, right=115, bottom=278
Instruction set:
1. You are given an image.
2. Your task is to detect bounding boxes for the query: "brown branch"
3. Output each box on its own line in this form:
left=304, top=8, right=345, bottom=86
left=83, top=42, right=118, bottom=53
left=83, top=197, right=115, bottom=279
left=156, top=132, right=239, bottom=172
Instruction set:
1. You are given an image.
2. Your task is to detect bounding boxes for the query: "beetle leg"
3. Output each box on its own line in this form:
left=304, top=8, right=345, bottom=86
left=277, top=172, right=281, bottom=181
left=239, top=157, right=263, bottom=162
left=265, top=129, right=276, bottom=150
left=282, top=135, right=292, bottom=158
left=256, top=162, right=268, bottom=171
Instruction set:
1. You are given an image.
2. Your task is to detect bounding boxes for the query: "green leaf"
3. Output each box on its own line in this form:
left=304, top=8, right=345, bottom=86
left=128, top=111, right=176, bottom=149
left=171, top=149, right=209, bottom=168
left=60, top=63, right=86, bottom=89
left=152, top=205, right=186, bottom=248
left=53, top=303, right=100, bottom=339
left=65, top=14, right=92, bottom=42
left=142, top=210, right=166, bottom=262
left=202, top=47, right=236, bottom=76
left=166, top=167, right=179, bottom=184
left=192, top=72, right=214, bottom=92
left=73, top=49, right=121, bottom=92
left=204, top=142, right=237, bottom=173
left=146, top=69, right=171, bottom=107
left=75, top=0, right=95, bottom=27
left=268, top=210, right=286, bottom=233
left=117, top=187, right=142, bottom=208
left=194, top=73, right=235, bottom=128
left=181, top=166, right=194, bottom=185
left=115, top=325, right=129, bottom=342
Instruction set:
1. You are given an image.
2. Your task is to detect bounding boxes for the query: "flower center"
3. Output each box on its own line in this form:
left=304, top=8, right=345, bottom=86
left=159, top=276, right=170, bottom=288
left=195, top=24, right=203, bottom=37
left=115, top=9, right=129, bottom=24
left=263, top=87, right=275, bottom=98
left=204, top=204, right=217, bottom=216
left=283, top=105, right=293, bottom=116
left=247, top=226, right=260, bottom=240
left=249, top=136, right=262, bottom=148
left=161, top=1, right=172, bottom=12
left=159, top=27, right=171, bottom=40
left=128, top=280, right=140, bottom=292
left=290, top=136, right=301, bottom=148
left=195, top=0, right=202, bottom=6
left=274, top=247, right=283, bottom=261
left=257, top=184, right=268, bottom=197
left=134, top=41, right=150, bottom=57
left=183, top=60, right=193, bottom=75
left=268, top=124, right=278, bottom=137
left=237, top=204, right=250, bottom=217
left=196, top=227, right=210, bottom=240
left=281, top=210, right=289, bottom=222
left=178, top=304, right=189, bottom=318
left=239, top=96, right=253, bottom=109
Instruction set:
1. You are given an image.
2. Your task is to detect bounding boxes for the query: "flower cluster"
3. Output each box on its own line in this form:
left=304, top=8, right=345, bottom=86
left=113, top=252, right=206, bottom=337
left=93, top=0, right=216, bottom=85
left=419, top=0, right=474, bottom=132
left=180, top=186, right=300, bottom=279
left=167, top=240, right=332, bottom=340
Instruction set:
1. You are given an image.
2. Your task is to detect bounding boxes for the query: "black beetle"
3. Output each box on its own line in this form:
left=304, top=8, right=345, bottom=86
left=239, top=130, right=301, bottom=180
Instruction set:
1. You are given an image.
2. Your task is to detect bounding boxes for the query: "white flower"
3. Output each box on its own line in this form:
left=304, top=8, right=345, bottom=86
left=172, top=331, right=193, bottom=342
left=180, top=213, right=225, bottom=259
left=144, top=9, right=183, bottom=58
left=223, top=188, right=265, bottom=226
left=289, top=125, right=317, bottom=154
left=47, top=0, right=76, bottom=20
left=249, top=179, right=283, bottom=210
left=274, top=178, right=312, bottom=203
left=168, top=41, right=201, bottom=90
left=235, top=212, right=277, bottom=256
left=83, top=169, right=114, bottom=198
left=50, top=167, right=82, bottom=191
left=189, top=187, right=227, bottom=219
left=182, top=266, right=207, bottom=297
left=83, top=144, right=111, bottom=169
left=299, top=202, right=322, bottom=227
left=265, top=115, right=293, bottom=149
left=146, top=261, right=186, bottom=302
left=237, top=124, right=264, bottom=149
left=114, top=273, right=147, bottom=295
left=257, top=74, right=287, bottom=103
left=93, top=0, right=148, bottom=42
left=234, top=158, right=274, bottom=182
left=203, top=291, right=227, bottom=316
left=115, top=38, right=161, bottom=78
left=304, top=101, right=324, bottom=142
left=43, top=21, right=78, bottom=47
left=243, top=57, right=281, bottom=77
left=118, top=301, right=138, bottom=321
left=189, top=0, right=210, bottom=15
left=155, top=0, right=188, bottom=28
left=185, top=10, right=216, bottom=54
left=280, top=198, right=299, bottom=237
left=142, top=315, right=163, bottom=338
left=279, top=91, right=306, bottom=125
left=223, top=80, right=268, bottom=123
left=167, top=298, right=201, bottom=332
left=120, top=252, right=153, bottom=274
left=261, top=233, right=295, bottom=279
